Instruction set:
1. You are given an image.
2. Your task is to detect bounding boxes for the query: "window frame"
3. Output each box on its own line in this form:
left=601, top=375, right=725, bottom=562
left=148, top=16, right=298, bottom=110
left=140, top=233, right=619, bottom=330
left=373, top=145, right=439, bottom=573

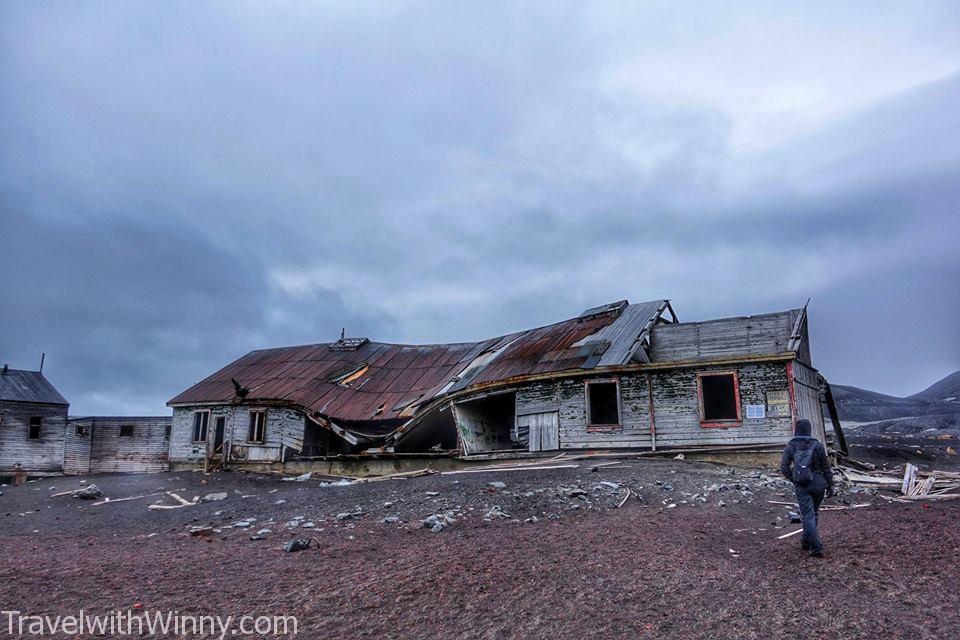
left=585, top=378, right=622, bottom=432
left=192, top=410, right=210, bottom=443
left=119, top=424, right=134, bottom=438
left=28, top=416, right=42, bottom=440
left=247, top=409, right=267, bottom=444
left=75, top=424, right=87, bottom=437
left=696, top=370, right=742, bottom=428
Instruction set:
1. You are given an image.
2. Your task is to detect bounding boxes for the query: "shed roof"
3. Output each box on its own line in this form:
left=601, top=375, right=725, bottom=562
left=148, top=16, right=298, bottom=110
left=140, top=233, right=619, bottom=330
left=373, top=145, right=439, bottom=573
left=168, top=300, right=671, bottom=424
left=0, top=368, right=69, bottom=406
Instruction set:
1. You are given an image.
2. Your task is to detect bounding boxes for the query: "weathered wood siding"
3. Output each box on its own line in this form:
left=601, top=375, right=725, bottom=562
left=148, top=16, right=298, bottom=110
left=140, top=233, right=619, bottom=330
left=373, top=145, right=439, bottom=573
left=792, top=361, right=826, bottom=442
left=453, top=400, right=514, bottom=454
left=649, top=363, right=794, bottom=448
left=649, top=312, right=795, bottom=362
left=63, top=422, right=92, bottom=475
left=170, top=405, right=306, bottom=464
left=84, top=417, right=171, bottom=474
left=508, top=362, right=802, bottom=450
left=0, top=401, right=68, bottom=473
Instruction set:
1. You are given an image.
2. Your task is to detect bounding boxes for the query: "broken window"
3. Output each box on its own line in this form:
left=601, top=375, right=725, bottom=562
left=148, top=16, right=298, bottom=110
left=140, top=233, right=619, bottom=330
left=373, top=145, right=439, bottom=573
left=248, top=410, right=267, bottom=443
left=698, top=372, right=741, bottom=424
left=192, top=411, right=209, bottom=442
left=119, top=424, right=134, bottom=437
left=28, top=416, right=42, bottom=440
left=586, top=381, right=620, bottom=427
left=75, top=424, right=87, bottom=437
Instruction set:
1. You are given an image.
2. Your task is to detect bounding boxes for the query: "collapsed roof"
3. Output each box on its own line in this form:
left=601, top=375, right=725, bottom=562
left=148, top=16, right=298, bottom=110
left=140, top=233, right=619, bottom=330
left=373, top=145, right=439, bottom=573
left=168, top=299, right=807, bottom=449
left=168, top=300, right=674, bottom=431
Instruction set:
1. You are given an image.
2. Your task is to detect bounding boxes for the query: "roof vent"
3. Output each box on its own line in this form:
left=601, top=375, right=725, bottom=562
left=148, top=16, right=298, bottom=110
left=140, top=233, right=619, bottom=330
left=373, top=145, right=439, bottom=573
left=330, top=337, right=369, bottom=351
left=578, top=300, right=628, bottom=320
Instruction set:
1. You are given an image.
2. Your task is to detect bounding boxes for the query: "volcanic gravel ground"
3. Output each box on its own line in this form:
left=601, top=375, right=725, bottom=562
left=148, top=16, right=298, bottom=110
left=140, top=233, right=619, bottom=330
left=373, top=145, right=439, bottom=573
left=2, top=460, right=957, bottom=639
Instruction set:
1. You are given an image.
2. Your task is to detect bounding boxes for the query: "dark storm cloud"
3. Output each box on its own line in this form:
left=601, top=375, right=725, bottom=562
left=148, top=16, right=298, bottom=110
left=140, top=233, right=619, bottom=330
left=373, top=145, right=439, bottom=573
left=1, top=1, right=958, bottom=412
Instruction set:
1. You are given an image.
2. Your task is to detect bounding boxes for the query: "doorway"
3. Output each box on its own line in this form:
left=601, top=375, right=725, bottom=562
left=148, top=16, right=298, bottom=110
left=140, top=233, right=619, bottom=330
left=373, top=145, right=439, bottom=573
left=212, top=416, right=226, bottom=456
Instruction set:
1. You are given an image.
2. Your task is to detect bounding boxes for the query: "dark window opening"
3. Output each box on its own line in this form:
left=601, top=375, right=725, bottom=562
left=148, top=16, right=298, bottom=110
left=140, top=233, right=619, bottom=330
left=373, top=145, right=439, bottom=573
left=28, top=416, right=42, bottom=440
left=248, top=410, right=266, bottom=443
left=192, top=412, right=209, bottom=442
left=587, top=382, right=620, bottom=426
left=119, top=424, right=134, bottom=437
left=75, top=424, right=87, bottom=437
left=700, top=373, right=740, bottom=422
left=164, top=424, right=171, bottom=440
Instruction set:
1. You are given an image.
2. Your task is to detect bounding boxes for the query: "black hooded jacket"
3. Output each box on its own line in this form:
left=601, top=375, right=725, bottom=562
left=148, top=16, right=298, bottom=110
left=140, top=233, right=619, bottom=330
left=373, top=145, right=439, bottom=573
left=780, top=419, right=834, bottom=493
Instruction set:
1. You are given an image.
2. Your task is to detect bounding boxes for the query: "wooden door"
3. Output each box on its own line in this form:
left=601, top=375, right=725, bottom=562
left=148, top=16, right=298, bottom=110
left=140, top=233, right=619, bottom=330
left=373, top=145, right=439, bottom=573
left=520, top=412, right=559, bottom=452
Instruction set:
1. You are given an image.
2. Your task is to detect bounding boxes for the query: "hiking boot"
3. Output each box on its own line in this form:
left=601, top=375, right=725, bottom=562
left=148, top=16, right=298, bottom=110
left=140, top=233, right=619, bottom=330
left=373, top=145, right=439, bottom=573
left=801, top=540, right=810, bottom=551
left=810, top=549, right=824, bottom=558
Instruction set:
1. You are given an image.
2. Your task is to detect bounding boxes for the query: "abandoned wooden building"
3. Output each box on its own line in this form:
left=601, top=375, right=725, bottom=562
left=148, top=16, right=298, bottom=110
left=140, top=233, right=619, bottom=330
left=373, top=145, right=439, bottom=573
left=65, top=416, right=172, bottom=475
left=0, top=365, right=172, bottom=477
left=167, top=299, right=845, bottom=470
left=0, top=365, right=70, bottom=477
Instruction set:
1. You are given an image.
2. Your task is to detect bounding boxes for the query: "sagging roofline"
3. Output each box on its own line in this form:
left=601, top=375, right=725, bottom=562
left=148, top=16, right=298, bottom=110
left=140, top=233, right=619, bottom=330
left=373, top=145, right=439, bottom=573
left=167, top=349, right=803, bottom=450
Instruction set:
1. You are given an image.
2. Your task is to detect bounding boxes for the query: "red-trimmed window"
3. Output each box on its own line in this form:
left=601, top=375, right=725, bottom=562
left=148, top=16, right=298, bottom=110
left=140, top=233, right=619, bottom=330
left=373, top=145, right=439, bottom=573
left=697, top=371, right=741, bottom=427
left=586, top=380, right=621, bottom=430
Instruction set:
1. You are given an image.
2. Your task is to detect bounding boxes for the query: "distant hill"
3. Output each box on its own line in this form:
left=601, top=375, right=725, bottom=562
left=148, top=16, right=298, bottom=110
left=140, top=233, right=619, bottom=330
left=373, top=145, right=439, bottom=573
left=909, top=370, right=960, bottom=402
left=833, top=370, right=960, bottom=423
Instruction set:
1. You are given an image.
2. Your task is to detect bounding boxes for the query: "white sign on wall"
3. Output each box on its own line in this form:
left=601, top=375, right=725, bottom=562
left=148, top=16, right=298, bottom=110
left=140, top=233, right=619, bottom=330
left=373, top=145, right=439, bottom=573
left=745, top=404, right=766, bottom=419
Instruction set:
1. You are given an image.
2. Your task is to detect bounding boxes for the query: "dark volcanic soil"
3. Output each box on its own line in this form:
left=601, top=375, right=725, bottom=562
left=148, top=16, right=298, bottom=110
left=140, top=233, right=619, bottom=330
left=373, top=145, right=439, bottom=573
left=2, top=461, right=958, bottom=639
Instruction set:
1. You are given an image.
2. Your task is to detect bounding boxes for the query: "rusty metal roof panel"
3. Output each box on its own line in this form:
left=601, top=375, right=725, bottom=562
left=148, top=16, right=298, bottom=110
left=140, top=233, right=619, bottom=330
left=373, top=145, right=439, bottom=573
left=168, top=301, right=670, bottom=432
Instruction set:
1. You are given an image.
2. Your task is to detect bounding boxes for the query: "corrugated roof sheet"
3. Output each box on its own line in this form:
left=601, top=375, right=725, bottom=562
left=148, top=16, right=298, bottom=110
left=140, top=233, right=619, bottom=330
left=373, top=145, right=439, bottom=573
left=0, top=369, right=69, bottom=406
left=168, top=300, right=669, bottom=424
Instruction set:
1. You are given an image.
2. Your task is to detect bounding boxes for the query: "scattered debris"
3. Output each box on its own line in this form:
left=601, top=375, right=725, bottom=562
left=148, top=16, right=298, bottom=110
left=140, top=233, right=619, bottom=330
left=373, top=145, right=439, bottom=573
left=201, top=492, right=228, bottom=503
left=422, top=512, right=457, bottom=532
left=283, top=537, right=320, bottom=552
left=73, top=485, right=103, bottom=500
left=282, top=472, right=313, bottom=482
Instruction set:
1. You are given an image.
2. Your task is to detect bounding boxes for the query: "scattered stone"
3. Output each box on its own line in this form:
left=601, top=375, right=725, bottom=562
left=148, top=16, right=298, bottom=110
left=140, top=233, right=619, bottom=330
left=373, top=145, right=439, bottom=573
left=422, top=511, right=457, bottom=532
left=233, top=520, right=253, bottom=528
left=488, top=482, right=507, bottom=490
left=336, top=509, right=364, bottom=520
left=484, top=505, right=510, bottom=520
left=789, top=511, right=801, bottom=524
left=283, top=538, right=318, bottom=552
left=382, top=516, right=402, bottom=524
left=275, top=499, right=286, bottom=505
left=74, top=484, right=103, bottom=500
left=598, top=481, right=620, bottom=490
left=425, top=491, right=440, bottom=497
left=189, top=526, right=213, bottom=537
left=201, top=492, right=228, bottom=503
left=718, top=500, right=727, bottom=507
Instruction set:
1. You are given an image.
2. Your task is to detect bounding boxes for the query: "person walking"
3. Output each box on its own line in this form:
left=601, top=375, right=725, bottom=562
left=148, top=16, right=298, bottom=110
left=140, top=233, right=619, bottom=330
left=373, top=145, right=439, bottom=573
left=780, top=419, right=834, bottom=557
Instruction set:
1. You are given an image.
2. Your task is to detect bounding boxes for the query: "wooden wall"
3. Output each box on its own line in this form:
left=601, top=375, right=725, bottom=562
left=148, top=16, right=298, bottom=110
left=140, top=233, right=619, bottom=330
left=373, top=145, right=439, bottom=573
left=169, top=405, right=306, bottom=464
left=501, top=360, right=814, bottom=452
left=63, top=421, right=92, bottom=475
left=792, top=361, right=826, bottom=441
left=0, top=401, right=68, bottom=473
left=649, top=311, right=796, bottom=363
left=81, top=417, right=171, bottom=474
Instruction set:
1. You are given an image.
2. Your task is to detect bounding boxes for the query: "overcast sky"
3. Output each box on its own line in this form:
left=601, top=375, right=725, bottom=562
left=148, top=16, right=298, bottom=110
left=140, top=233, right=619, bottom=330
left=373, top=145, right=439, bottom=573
left=2, top=1, right=958, bottom=415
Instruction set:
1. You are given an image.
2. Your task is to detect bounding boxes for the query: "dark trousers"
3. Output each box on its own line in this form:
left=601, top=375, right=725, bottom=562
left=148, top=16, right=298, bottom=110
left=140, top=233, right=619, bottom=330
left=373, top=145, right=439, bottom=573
left=795, top=476, right=826, bottom=553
